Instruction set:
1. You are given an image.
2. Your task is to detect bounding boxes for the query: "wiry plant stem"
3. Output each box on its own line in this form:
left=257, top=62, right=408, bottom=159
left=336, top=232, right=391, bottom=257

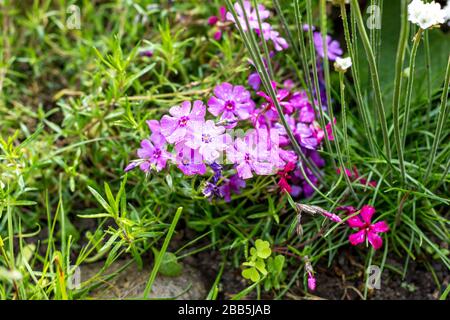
left=351, top=0, right=392, bottom=165
left=392, top=0, right=409, bottom=184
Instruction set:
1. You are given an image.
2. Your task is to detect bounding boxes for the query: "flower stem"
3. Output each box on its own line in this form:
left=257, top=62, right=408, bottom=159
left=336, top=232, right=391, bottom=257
left=424, top=55, right=450, bottom=183
left=351, top=0, right=392, bottom=165
left=401, top=28, right=423, bottom=149
left=392, top=0, right=409, bottom=184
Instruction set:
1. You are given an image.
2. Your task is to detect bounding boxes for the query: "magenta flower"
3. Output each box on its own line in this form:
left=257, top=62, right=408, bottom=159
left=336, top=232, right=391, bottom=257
left=160, top=100, right=206, bottom=144
left=185, top=120, right=231, bottom=163
left=208, top=6, right=227, bottom=40
left=208, top=83, right=255, bottom=127
left=227, top=131, right=277, bottom=179
left=226, top=1, right=270, bottom=32
left=136, top=139, right=171, bottom=172
left=258, top=82, right=294, bottom=120
left=313, top=32, right=343, bottom=61
left=174, top=143, right=206, bottom=176
left=337, top=205, right=389, bottom=250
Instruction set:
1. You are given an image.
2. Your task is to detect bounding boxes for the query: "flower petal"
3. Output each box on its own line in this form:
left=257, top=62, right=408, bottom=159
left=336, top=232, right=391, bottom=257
left=367, top=231, right=383, bottom=250
left=371, top=221, right=389, bottom=233
left=360, top=205, right=376, bottom=224
left=348, top=230, right=366, bottom=246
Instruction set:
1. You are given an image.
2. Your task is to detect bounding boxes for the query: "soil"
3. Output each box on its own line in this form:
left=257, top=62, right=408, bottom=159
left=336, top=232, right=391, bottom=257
left=189, top=247, right=449, bottom=300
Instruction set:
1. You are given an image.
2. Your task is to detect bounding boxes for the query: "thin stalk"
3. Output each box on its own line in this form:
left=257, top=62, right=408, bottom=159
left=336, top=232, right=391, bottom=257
left=336, top=70, right=358, bottom=199
left=339, top=72, right=350, bottom=164
left=401, top=28, right=423, bottom=148
left=392, top=0, right=409, bottom=184
left=424, top=55, right=450, bottom=182
left=305, top=0, right=336, bottom=168
left=320, top=0, right=356, bottom=198
left=143, top=207, right=183, bottom=298
left=340, top=2, right=376, bottom=156
left=293, top=0, right=317, bottom=116
left=253, top=0, right=274, bottom=77
left=351, top=0, right=391, bottom=164
left=424, top=30, right=432, bottom=133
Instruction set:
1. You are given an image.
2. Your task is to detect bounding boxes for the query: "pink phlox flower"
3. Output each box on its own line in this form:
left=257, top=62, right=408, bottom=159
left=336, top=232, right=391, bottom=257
left=337, top=205, right=389, bottom=250
left=208, top=83, right=255, bottom=128
left=227, top=130, right=277, bottom=179
left=160, top=100, right=206, bottom=144
left=185, top=120, right=231, bottom=163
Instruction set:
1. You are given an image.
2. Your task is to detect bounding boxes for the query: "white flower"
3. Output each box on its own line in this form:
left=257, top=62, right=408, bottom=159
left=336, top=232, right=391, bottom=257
left=408, top=0, right=446, bottom=29
left=334, top=57, right=352, bottom=72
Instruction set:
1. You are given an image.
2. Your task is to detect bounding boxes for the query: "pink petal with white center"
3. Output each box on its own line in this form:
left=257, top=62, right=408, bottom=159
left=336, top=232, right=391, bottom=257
left=348, top=229, right=366, bottom=246
left=190, top=100, right=206, bottom=120
left=169, top=101, right=191, bottom=118
left=360, top=205, right=376, bottom=224
left=207, top=96, right=225, bottom=116
left=367, top=231, right=383, bottom=250
left=214, top=83, right=233, bottom=100
left=165, top=126, right=187, bottom=144
left=160, top=115, right=178, bottom=138
left=237, top=162, right=253, bottom=179
left=371, top=221, right=389, bottom=233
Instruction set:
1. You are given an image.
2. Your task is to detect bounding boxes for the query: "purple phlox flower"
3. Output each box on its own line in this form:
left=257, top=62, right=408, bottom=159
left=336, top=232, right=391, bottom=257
left=185, top=120, right=231, bottom=163
left=227, top=129, right=278, bottom=179
left=295, top=122, right=319, bottom=150
left=124, top=162, right=137, bottom=172
left=226, top=1, right=270, bottom=32
left=202, top=181, right=223, bottom=199
left=273, top=114, right=296, bottom=147
left=313, top=32, right=343, bottom=61
left=146, top=119, right=166, bottom=146
left=248, top=72, right=261, bottom=91
left=308, top=150, right=325, bottom=168
left=136, top=138, right=171, bottom=173
left=303, top=23, right=316, bottom=32
left=220, top=174, right=246, bottom=202
left=290, top=166, right=319, bottom=198
left=208, top=83, right=255, bottom=128
left=210, top=162, right=223, bottom=184
left=260, top=24, right=289, bottom=51
left=289, top=91, right=316, bottom=123
left=258, top=82, right=294, bottom=120
left=174, top=142, right=206, bottom=176
left=160, top=100, right=206, bottom=144
left=139, top=50, right=153, bottom=58
left=208, top=6, right=228, bottom=40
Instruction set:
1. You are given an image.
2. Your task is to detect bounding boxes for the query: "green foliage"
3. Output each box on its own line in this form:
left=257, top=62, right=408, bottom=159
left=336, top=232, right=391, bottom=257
left=241, top=239, right=286, bottom=291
